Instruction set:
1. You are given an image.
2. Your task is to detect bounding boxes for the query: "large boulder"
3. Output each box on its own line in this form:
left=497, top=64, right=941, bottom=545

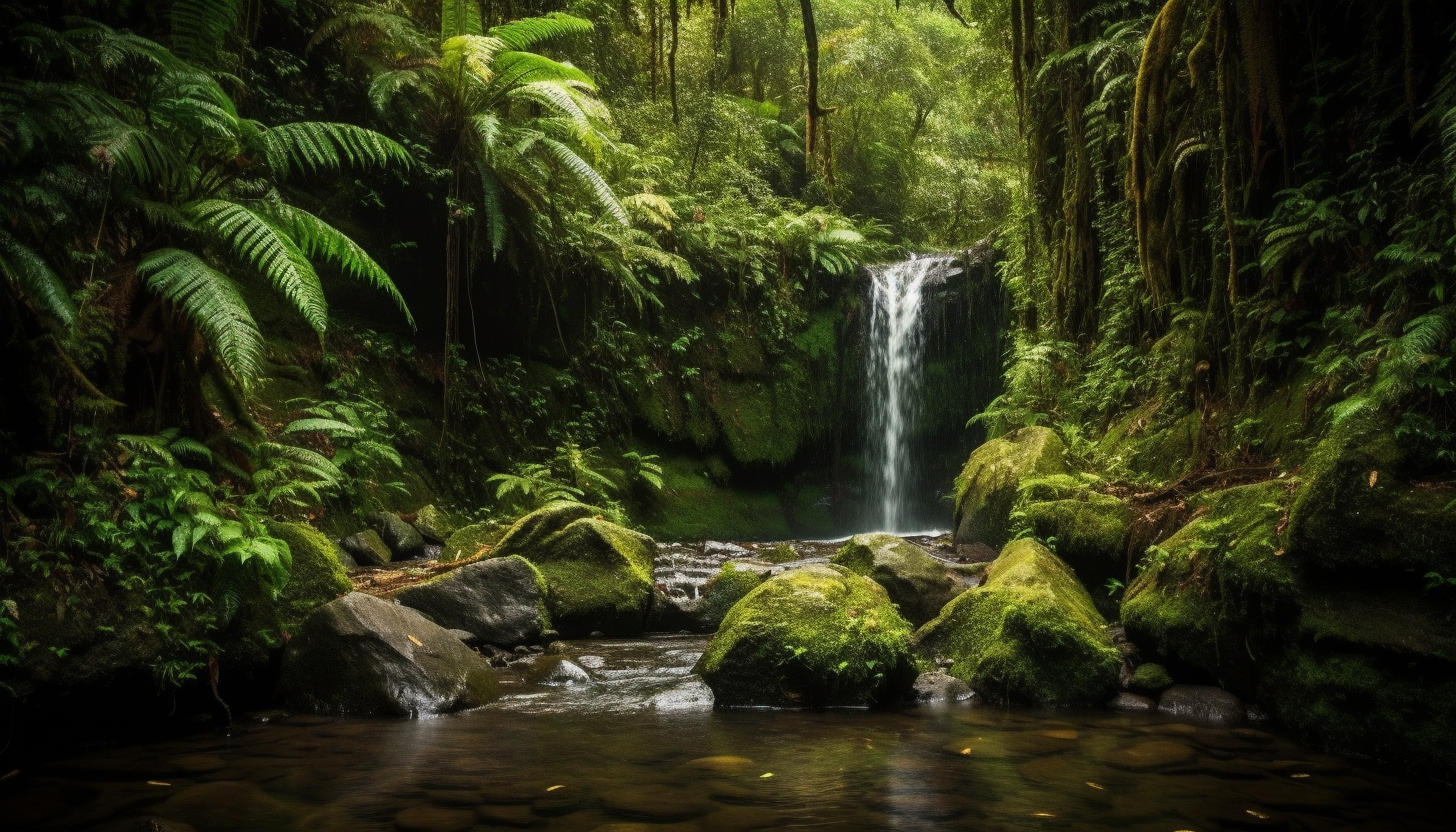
left=368, top=511, right=425, bottom=560
left=697, top=562, right=770, bottom=630
left=832, top=533, right=966, bottom=626
left=265, top=522, right=352, bottom=626
left=1014, top=491, right=1134, bottom=602
left=492, top=503, right=656, bottom=636
left=339, top=529, right=391, bottom=566
left=913, top=539, right=1119, bottom=706
left=441, top=520, right=507, bottom=563
left=278, top=592, right=499, bottom=716
left=393, top=556, right=550, bottom=648
left=411, top=504, right=457, bottom=544
left=953, top=427, right=1070, bottom=548
left=693, top=564, right=916, bottom=708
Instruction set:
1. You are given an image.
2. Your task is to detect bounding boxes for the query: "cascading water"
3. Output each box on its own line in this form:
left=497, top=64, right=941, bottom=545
left=866, top=254, right=961, bottom=532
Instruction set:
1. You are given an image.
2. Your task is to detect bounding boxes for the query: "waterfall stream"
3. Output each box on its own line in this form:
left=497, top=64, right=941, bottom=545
left=866, top=254, right=961, bottom=532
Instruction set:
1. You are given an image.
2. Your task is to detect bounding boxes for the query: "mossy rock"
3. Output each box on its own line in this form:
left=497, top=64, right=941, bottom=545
left=339, top=529, right=391, bottom=566
left=913, top=539, right=1119, bottom=706
left=1122, top=481, right=1300, bottom=693
left=832, top=533, right=965, bottom=627
left=698, top=563, right=770, bottom=630
left=953, top=427, right=1069, bottom=548
left=441, top=520, right=508, bottom=563
left=694, top=564, right=916, bottom=708
left=367, top=511, right=425, bottom=560
left=1015, top=494, right=1134, bottom=602
left=1128, top=662, right=1173, bottom=695
left=493, top=504, right=655, bottom=637
left=266, top=522, right=352, bottom=628
left=1287, top=416, right=1456, bottom=574
left=412, top=505, right=457, bottom=544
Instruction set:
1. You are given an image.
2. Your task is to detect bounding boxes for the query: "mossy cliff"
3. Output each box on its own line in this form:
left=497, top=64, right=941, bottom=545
left=913, top=539, right=1120, bottom=706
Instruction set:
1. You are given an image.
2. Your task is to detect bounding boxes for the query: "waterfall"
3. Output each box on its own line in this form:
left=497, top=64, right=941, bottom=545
left=866, top=254, right=960, bottom=533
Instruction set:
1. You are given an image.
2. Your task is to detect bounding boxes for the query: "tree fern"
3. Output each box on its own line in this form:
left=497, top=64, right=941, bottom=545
left=488, top=13, right=593, bottom=51
left=137, top=248, right=263, bottom=383
left=168, top=0, right=240, bottom=69
left=537, top=136, right=627, bottom=224
left=187, top=199, right=329, bottom=336
left=260, top=121, right=412, bottom=179
left=441, top=0, right=485, bottom=40
left=0, top=227, right=76, bottom=327
left=260, top=202, right=414, bottom=327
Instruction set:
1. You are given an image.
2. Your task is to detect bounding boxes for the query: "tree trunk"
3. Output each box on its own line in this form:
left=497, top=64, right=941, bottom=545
left=670, top=0, right=681, bottom=124
left=800, top=0, right=825, bottom=172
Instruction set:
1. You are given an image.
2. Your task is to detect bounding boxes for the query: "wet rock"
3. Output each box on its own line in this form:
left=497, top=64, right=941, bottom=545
left=696, top=563, right=770, bottom=630
left=545, top=641, right=571, bottom=655
left=531, top=783, right=586, bottom=815
left=648, top=677, right=715, bottom=711
left=493, top=503, right=656, bottom=636
left=412, top=505, right=457, bottom=544
left=704, top=541, right=755, bottom=559
left=394, top=555, right=548, bottom=647
left=694, top=564, right=917, bottom=707
left=602, top=785, right=716, bottom=821
left=911, top=671, right=976, bottom=704
left=526, top=656, right=594, bottom=686
left=833, top=533, right=966, bottom=626
left=156, top=781, right=297, bottom=831
left=648, top=588, right=708, bottom=633
left=1108, top=692, right=1158, bottom=712
left=680, top=755, right=756, bottom=776
left=912, top=539, right=1120, bottom=706
left=393, top=806, right=475, bottom=832
left=863, top=792, right=971, bottom=820
left=953, top=426, right=1070, bottom=547
left=445, top=629, right=477, bottom=645
left=953, top=543, right=998, bottom=563
left=1128, top=662, right=1173, bottom=695
left=340, top=529, right=392, bottom=566
left=370, top=511, right=426, bottom=560
left=1105, top=739, right=1197, bottom=770
left=1158, top=684, right=1244, bottom=726
left=279, top=592, right=499, bottom=716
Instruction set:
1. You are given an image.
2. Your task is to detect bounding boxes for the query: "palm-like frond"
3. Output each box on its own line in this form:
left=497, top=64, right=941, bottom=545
left=91, top=121, right=182, bottom=185
left=137, top=248, right=263, bottom=382
left=261, top=202, right=414, bottom=327
left=0, top=227, right=75, bottom=327
left=442, top=34, right=508, bottom=85
left=441, top=0, right=484, bottom=40
left=488, top=51, right=593, bottom=91
left=261, top=121, right=411, bottom=178
left=187, top=199, right=329, bottom=336
left=488, top=13, right=593, bottom=51
left=537, top=137, right=627, bottom=225
left=169, top=0, right=240, bottom=68
left=507, top=81, right=601, bottom=147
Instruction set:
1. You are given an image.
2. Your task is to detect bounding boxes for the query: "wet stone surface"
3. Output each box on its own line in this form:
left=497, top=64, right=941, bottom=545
left=0, top=633, right=1450, bottom=831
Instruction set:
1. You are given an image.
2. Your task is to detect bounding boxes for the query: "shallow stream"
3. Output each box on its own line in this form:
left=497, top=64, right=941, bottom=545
left=1, top=634, right=1446, bottom=832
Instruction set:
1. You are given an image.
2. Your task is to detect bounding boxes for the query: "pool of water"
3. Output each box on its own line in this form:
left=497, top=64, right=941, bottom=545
left=2, top=635, right=1445, bottom=831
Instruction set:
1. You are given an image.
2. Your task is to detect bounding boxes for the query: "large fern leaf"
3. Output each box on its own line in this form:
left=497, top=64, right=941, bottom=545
left=488, top=13, right=593, bottom=51
left=441, top=0, right=485, bottom=40
left=537, top=137, right=627, bottom=225
left=137, top=248, right=263, bottom=382
left=262, top=202, right=414, bottom=328
left=169, top=0, right=240, bottom=69
left=261, top=122, right=412, bottom=178
left=0, top=227, right=76, bottom=327
left=187, top=200, right=329, bottom=336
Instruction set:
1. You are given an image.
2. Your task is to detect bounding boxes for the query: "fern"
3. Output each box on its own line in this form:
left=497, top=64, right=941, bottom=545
left=137, top=248, right=264, bottom=383
left=537, top=136, right=627, bottom=224
left=168, top=0, right=240, bottom=69
left=261, top=121, right=412, bottom=178
left=260, top=202, right=414, bottom=327
left=488, top=13, right=593, bottom=51
left=441, top=0, right=485, bottom=40
left=186, top=200, right=329, bottom=336
left=0, top=227, right=75, bottom=327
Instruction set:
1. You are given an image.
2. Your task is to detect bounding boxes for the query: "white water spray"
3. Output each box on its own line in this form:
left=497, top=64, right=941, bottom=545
left=866, top=255, right=960, bottom=532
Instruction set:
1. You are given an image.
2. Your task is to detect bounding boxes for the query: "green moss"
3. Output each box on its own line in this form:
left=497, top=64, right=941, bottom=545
left=832, top=533, right=963, bottom=626
left=442, top=520, right=508, bottom=563
left=1015, top=494, right=1133, bottom=602
left=953, top=427, right=1070, bottom=548
left=1129, top=662, right=1173, bottom=694
left=267, top=521, right=352, bottom=624
left=694, top=564, right=916, bottom=707
left=640, top=455, right=791, bottom=541
left=710, top=375, right=805, bottom=466
left=913, top=539, right=1119, bottom=705
left=699, top=563, right=769, bottom=628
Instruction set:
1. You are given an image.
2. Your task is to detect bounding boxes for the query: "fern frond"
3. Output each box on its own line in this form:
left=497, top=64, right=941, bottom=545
left=537, top=137, right=627, bottom=225
left=441, top=0, right=485, bottom=39
left=282, top=417, right=362, bottom=437
left=137, top=248, right=263, bottom=382
left=187, top=200, right=329, bottom=336
left=488, top=51, right=594, bottom=91
left=507, top=81, right=599, bottom=146
left=261, top=122, right=411, bottom=178
left=442, top=35, right=508, bottom=86
left=261, top=202, right=414, bottom=328
left=478, top=169, right=507, bottom=258
left=169, top=0, right=240, bottom=69
left=488, top=13, right=593, bottom=51
left=0, top=227, right=75, bottom=327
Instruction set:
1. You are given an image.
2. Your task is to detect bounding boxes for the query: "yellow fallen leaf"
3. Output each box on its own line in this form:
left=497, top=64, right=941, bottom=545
left=1291, top=773, right=1310, bottom=778
left=546, top=785, right=565, bottom=792
left=1369, top=470, right=1379, bottom=487
left=147, top=781, right=171, bottom=786
left=1031, top=811, right=1056, bottom=818
left=1247, top=809, right=1271, bottom=819
left=406, top=634, right=423, bottom=647
left=1085, top=781, right=1105, bottom=790
left=959, top=748, right=973, bottom=755
left=1273, top=548, right=1285, bottom=557
left=759, top=773, right=774, bottom=779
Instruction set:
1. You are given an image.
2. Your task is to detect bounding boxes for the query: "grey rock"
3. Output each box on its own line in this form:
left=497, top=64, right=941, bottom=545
left=339, top=529, right=391, bottom=566
left=332, top=542, right=357, bottom=569
left=369, top=511, right=425, bottom=560
left=279, top=592, right=499, bottom=716
left=445, top=628, right=478, bottom=645
left=393, top=556, right=547, bottom=648
left=528, top=656, right=593, bottom=686
left=1158, top=684, right=1244, bottom=726
left=648, top=588, right=711, bottom=633
left=911, top=671, right=976, bottom=704
left=704, top=540, right=756, bottom=558
left=833, top=533, right=967, bottom=626
left=1108, top=691, right=1158, bottom=712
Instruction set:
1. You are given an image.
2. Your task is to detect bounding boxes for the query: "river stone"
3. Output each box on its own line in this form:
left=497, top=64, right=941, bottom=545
left=340, top=529, right=392, bottom=566
left=333, top=542, right=357, bottom=569
left=833, top=533, right=965, bottom=626
left=370, top=511, right=426, bottom=560
left=912, top=539, right=1120, bottom=706
left=412, top=505, right=457, bottom=544
left=394, top=555, right=548, bottom=647
left=87, top=818, right=198, bottom=832
left=1106, top=739, right=1197, bottom=770
left=953, top=427, right=1070, bottom=548
left=694, top=564, right=916, bottom=708
left=393, top=806, right=475, bottom=832
left=527, top=656, right=594, bottom=686
left=911, top=670, right=976, bottom=704
left=697, top=563, right=770, bottom=630
left=474, top=804, right=537, bottom=826
left=1108, top=691, right=1158, bottom=712
left=602, top=785, right=716, bottom=821
left=492, top=503, right=656, bottom=637
left=680, top=755, right=756, bottom=775
left=279, top=592, right=499, bottom=716
left=156, top=781, right=297, bottom=831
left=1158, top=684, right=1245, bottom=726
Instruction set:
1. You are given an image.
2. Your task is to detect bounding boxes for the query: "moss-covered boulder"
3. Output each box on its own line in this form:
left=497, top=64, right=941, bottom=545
left=340, top=529, right=391, bottom=566
left=913, top=539, right=1119, bottom=705
left=697, top=562, right=769, bottom=629
left=832, top=533, right=965, bottom=626
left=412, top=505, right=457, bottom=544
left=492, top=504, right=656, bottom=637
left=393, top=556, right=550, bottom=647
left=279, top=592, right=499, bottom=716
left=953, top=427, right=1070, bottom=548
left=264, top=521, right=352, bottom=631
left=694, top=564, right=916, bottom=707
left=441, top=520, right=507, bottom=563
left=368, top=511, right=425, bottom=560
left=1122, top=481, right=1299, bottom=693
left=1287, top=417, right=1456, bottom=574
left=1015, top=493, right=1133, bottom=593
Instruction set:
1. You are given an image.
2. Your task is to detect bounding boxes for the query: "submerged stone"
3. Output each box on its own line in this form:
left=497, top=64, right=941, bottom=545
left=694, top=564, right=916, bottom=708
left=913, top=539, right=1119, bottom=706
left=393, top=555, right=549, bottom=647
left=911, top=670, right=976, bottom=704
left=832, top=533, right=966, bottom=626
